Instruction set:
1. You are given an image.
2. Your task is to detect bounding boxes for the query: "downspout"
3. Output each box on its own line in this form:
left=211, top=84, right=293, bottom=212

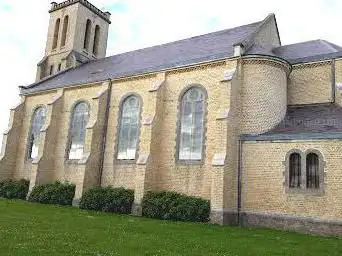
left=98, top=79, right=112, bottom=186
left=331, top=59, right=336, bottom=104
left=237, top=138, right=242, bottom=226
left=234, top=56, right=243, bottom=226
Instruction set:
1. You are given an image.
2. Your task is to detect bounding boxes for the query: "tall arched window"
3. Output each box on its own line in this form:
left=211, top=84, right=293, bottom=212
left=92, top=25, right=100, bottom=55
left=117, top=95, right=141, bottom=160
left=289, top=153, right=301, bottom=188
left=83, top=19, right=92, bottom=50
left=68, top=102, right=89, bottom=160
left=306, top=153, right=319, bottom=188
left=27, top=107, right=47, bottom=159
left=179, top=87, right=205, bottom=161
left=61, top=15, right=69, bottom=47
left=52, top=18, right=61, bottom=49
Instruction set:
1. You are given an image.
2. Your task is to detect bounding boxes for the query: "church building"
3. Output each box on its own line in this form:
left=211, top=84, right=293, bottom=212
left=1, top=0, right=342, bottom=235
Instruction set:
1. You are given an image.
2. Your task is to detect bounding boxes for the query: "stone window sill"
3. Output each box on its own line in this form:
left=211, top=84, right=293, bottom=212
left=176, top=159, right=204, bottom=165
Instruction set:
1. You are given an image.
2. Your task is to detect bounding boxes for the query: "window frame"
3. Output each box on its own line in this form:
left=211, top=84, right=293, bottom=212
left=61, top=15, right=69, bottom=47
left=92, top=25, right=100, bottom=56
left=52, top=18, right=61, bottom=50
left=26, top=106, right=47, bottom=161
left=175, top=84, right=207, bottom=165
left=114, top=93, right=142, bottom=164
left=284, top=149, right=325, bottom=195
left=65, top=100, right=90, bottom=162
left=83, top=19, right=92, bottom=51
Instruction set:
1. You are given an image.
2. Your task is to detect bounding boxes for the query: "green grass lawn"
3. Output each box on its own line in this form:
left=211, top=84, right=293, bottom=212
left=0, top=199, right=341, bottom=256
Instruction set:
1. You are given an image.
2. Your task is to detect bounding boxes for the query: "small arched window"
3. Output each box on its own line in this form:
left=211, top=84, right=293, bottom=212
left=92, top=25, right=100, bottom=55
left=306, top=153, right=319, bottom=189
left=27, top=107, right=47, bottom=159
left=49, top=65, right=54, bottom=75
left=61, top=15, right=69, bottom=47
left=289, top=153, right=301, bottom=188
left=179, top=87, right=205, bottom=161
left=117, top=95, right=141, bottom=160
left=68, top=102, right=89, bottom=160
left=83, top=19, right=92, bottom=50
left=52, top=18, right=61, bottom=49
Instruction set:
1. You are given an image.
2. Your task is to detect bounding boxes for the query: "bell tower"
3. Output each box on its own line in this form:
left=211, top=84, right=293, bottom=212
left=36, top=0, right=111, bottom=81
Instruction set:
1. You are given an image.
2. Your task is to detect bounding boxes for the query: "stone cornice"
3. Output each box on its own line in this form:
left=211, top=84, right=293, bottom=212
left=50, top=0, right=111, bottom=24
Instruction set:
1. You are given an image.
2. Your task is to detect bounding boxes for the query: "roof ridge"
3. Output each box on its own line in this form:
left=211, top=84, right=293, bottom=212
left=319, top=39, right=342, bottom=52
left=277, top=39, right=326, bottom=48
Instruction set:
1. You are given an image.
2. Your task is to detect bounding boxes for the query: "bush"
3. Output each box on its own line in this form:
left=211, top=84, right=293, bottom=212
left=0, top=179, right=29, bottom=200
left=79, top=186, right=134, bottom=214
left=28, top=181, right=75, bottom=206
left=142, top=191, right=210, bottom=222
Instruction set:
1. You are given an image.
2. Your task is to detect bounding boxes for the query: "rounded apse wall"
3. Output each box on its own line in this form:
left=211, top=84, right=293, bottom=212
left=239, top=57, right=290, bottom=135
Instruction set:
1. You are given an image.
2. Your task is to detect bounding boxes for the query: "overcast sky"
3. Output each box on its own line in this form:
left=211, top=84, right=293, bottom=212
left=0, top=0, right=341, bottom=143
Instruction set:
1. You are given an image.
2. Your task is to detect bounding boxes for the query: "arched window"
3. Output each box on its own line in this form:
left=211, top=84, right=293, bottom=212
left=61, top=15, right=69, bottom=47
left=68, top=102, right=89, bottom=160
left=179, top=87, right=205, bottom=161
left=117, top=95, right=141, bottom=160
left=52, top=18, right=60, bottom=49
left=289, top=153, right=301, bottom=188
left=92, top=25, right=100, bottom=55
left=49, top=65, right=54, bottom=75
left=83, top=19, right=92, bottom=50
left=27, top=107, right=47, bottom=159
left=306, top=153, right=319, bottom=189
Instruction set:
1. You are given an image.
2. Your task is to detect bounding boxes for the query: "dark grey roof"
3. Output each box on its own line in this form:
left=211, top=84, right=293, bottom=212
left=272, top=104, right=342, bottom=133
left=242, top=104, right=342, bottom=141
left=247, top=39, right=342, bottom=64
left=272, top=40, right=342, bottom=64
left=22, top=21, right=262, bottom=94
left=21, top=16, right=342, bottom=94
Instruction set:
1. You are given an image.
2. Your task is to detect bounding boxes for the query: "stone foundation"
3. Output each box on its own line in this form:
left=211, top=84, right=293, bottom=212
left=240, top=211, right=342, bottom=237
left=210, top=210, right=238, bottom=225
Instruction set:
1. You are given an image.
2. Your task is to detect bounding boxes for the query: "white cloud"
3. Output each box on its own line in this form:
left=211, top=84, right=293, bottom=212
left=0, top=0, right=341, bottom=143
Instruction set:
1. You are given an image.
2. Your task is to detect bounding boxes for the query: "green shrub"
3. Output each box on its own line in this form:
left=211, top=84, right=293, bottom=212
left=79, top=186, right=134, bottom=214
left=28, top=181, right=75, bottom=206
left=0, top=179, right=29, bottom=200
left=142, top=191, right=210, bottom=222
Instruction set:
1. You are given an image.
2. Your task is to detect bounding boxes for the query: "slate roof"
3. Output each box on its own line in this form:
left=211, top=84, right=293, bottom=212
left=21, top=21, right=262, bottom=94
left=21, top=15, right=342, bottom=94
left=246, top=39, right=342, bottom=64
left=272, top=40, right=342, bottom=64
left=271, top=104, right=342, bottom=133
left=241, top=104, right=342, bottom=140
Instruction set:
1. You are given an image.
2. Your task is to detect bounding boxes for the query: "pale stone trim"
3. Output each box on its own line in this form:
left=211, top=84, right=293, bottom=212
left=212, top=153, right=226, bottom=166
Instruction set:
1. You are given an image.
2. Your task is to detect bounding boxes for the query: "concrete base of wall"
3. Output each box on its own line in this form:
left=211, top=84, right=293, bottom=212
left=132, top=203, right=142, bottom=216
left=240, top=211, right=342, bottom=237
left=210, top=210, right=238, bottom=225
left=72, top=198, right=80, bottom=207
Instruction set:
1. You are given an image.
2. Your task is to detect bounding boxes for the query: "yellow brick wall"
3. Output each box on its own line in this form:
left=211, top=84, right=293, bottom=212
left=241, top=140, right=342, bottom=221
left=288, top=62, right=333, bottom=105
left=101, top=74, right=158, bottom=190
left=13, top=92, right=57, bottom=180
left=54, top=83, right=106, bottom=186
left=155, top=62, right=232, bottom=200
left=334, top=59, right=342, bottom=106
left=239, top=58, right=288, bottom=135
